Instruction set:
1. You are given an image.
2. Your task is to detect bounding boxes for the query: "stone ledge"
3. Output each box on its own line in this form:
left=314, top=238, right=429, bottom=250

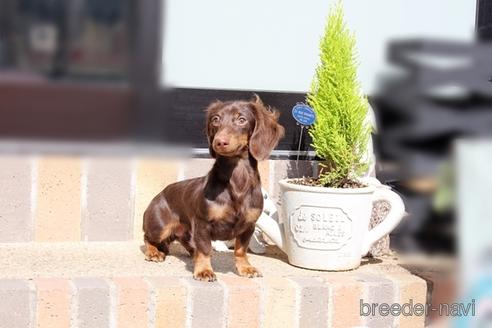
left=0, top=242, right=427, bottom=327
left=0, top=139, right=312, bottom=159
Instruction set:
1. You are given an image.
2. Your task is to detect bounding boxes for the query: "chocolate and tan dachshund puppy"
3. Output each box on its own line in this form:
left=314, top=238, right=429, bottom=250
left=143, top=96, right=284, bottom=281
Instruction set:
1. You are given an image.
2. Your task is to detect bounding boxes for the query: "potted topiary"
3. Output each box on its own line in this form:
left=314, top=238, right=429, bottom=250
left=256, top=3, right=405, bottom=271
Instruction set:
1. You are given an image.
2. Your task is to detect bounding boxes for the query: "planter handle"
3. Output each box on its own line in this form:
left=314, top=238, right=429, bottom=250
left=256, top=213, right=285, bottom=252
left=361, top=187, right=405, bottom=256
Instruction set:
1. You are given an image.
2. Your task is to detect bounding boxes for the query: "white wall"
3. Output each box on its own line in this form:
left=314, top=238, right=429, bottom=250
left=161, top=0, right=476, bottom=94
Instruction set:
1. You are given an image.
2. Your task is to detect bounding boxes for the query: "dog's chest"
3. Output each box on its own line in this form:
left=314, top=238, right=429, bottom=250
left=206, top=189, right=262, bottom=239
left=206, top=191, right=258, bottom=222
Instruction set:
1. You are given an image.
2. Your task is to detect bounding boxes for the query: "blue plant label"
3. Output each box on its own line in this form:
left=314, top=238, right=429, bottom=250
left=292, top=104, right=316, bottom=126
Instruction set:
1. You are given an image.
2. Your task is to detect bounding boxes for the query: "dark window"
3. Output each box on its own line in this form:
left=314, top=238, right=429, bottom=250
left=0, top=0, right=307, bottom=153
left=477, top=0, right=492, bottom=41
left=0, top=0, right=132, bottom=81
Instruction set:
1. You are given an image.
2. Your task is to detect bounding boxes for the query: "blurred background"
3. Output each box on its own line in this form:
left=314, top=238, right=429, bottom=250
left=1, top=0, right=492, bottom=319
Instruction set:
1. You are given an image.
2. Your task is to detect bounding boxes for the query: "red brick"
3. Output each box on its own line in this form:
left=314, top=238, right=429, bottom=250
left=146, top=277, right=187, bottom=328
left=0, top=279, right=32, bottom=328
left=261, top=277, right=297, bottom=328
left=73, top=278, right=111, bottom=328
left=0, top=156, right=33, bottom=242
left=35, top=279, right=71, bottom=328
left=85, top=158, right=133, bottom=241
left=221, top=275, right=261, bottom=328
left=185, top=277, right=225, bottom=328
left=289, top=277, right=329, bottom=328
left=113, top=277, right=150, bottom=328
left=322, top=274, right=363, bottom=328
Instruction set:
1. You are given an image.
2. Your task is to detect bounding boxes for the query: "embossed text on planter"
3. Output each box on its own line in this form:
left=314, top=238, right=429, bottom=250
left=289, top=205, right=352, bottom=250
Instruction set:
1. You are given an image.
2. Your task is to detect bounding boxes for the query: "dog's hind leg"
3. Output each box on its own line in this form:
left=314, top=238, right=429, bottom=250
left=144, top=237, right=167, bottom=262
left=143, top=204, right=180, bottom=262
left=177, top=230, right=195, bottom=257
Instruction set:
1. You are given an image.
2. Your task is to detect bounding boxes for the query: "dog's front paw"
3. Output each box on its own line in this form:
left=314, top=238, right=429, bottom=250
left=193, top=269, right=217, bottom=282
left=237, top=265, right=262, bottom=278
left=145, top=249, right=166, bottom=262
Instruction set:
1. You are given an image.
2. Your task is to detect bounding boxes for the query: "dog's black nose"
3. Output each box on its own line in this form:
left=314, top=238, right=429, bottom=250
left=216, top=138, right=229, bottom=147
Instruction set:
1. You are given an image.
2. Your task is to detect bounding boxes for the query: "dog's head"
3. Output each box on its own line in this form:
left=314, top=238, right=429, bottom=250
left=205, top=95, right=284, bottom=160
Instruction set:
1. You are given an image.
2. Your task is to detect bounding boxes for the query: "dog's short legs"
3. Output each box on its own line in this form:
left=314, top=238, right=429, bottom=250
left=193, top=251, right=216, bottom=282
left=235, top=226, right=262, bottom=278
left=182, top=242, right=195, bottom=257
left=144, top=237, right=168, bottom=262
left=143, top=204, right=181, bottom=262
left=193, top=230, right=216, bottom=282
left=178, top=231, right=195, bottom=257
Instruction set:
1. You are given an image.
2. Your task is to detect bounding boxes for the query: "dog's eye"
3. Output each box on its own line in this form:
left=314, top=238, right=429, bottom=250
left=211, top=116, right=220, bottom=126
left=237, top=117, right=247, bottom=125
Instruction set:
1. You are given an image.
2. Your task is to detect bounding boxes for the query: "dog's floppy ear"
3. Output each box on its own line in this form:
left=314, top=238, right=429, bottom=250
left=249, top=95, right=285, bottom=161
left=205, top=100, right=223, bottom=158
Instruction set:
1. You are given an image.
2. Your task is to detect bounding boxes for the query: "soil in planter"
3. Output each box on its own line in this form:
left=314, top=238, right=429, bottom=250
left=287, top=177, right=367, bottom=189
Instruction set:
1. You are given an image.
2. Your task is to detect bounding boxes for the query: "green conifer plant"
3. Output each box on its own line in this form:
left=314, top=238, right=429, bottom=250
left=307, top=2, right=370, bottom=188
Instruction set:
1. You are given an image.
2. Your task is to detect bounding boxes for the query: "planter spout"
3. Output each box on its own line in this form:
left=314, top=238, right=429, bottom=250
left=256, top=213, right=285, bottom=252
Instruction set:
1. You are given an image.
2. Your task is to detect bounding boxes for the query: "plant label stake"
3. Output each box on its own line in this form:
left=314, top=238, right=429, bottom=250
left=291, top=103, right=316, bottom=174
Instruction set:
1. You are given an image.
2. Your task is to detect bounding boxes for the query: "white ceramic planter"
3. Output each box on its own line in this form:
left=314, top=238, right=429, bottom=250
left=256, top=179, right=405, bottom=271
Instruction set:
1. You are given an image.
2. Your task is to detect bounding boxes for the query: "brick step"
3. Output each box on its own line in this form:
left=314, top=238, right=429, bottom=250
left=0, top=242, right=427, bottom=327
left=0, top=154, right=314, bottom=243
